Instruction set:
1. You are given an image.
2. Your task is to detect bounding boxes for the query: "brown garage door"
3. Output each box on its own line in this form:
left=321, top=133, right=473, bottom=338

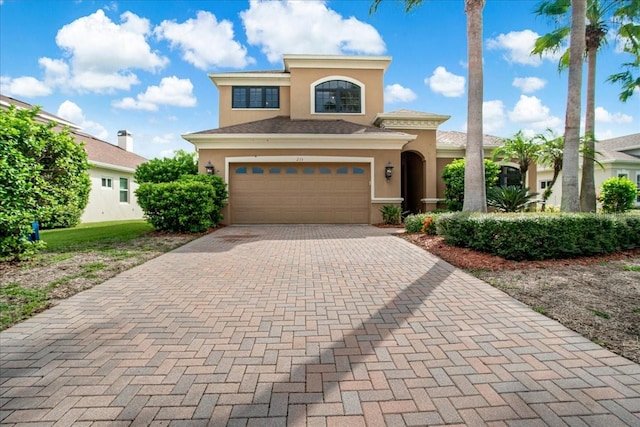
left=229, top=163, right=370, bottom=224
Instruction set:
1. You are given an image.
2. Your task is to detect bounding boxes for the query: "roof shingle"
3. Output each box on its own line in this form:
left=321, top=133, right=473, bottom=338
left=190, top=116, right=408, bottom=136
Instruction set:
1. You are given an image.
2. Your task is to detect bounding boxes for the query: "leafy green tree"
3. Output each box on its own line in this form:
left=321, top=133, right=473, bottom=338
left=533, top=0, right=640, bottom=212
left=441, top=158, right=499, bottom=211
left=2, top=106, right=91, bottom=229
left=599, top=176, right=638, bottom=213
left=371, top=0, right=488, bottom=212
left=134, top=150, right=198, bottom=184
left=1, top=105, right=90, bottom=259
left=492, top=131, right=540, bottom=187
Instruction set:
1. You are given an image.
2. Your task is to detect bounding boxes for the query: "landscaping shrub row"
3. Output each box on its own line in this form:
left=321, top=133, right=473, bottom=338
left=436, top=212, right=640, bottom=261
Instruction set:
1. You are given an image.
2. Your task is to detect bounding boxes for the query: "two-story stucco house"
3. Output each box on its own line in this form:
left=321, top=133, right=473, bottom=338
left=1, top=94, right=147, bottom=224
left=183, top=54, right=509, bottom=224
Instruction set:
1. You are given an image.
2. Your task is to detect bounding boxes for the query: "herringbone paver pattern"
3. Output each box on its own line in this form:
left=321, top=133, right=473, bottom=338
left=1, top=225, right=639, bottom=426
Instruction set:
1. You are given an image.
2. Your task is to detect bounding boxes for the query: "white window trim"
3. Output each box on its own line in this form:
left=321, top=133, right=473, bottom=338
left=119, top=177, right=130, bottom=204
left=618, top=170, right=629, bottom=179
left=309, top=75, right=366, bottom=116
left=101, top=177, right=113, bottom=189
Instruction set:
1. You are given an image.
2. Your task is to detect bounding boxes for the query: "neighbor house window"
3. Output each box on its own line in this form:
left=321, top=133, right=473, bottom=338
left=232, top=87, right=279, bottom=108
left=637, top=173, right=640, bottom=203
left=540, top=180, right=553, bottom=190
left=314, top=80, right=361, bottom=113
left=119, top=178, right=129, bottom=203
left=498, top=166, right=522, bottom=187
left=101, top=177, right=112, bottom=189
left=618, top=171, right=629, bottom=179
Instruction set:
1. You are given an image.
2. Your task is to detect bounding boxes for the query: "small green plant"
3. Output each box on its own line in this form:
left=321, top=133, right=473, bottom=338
left=633, top=307, right=640, bottom=314
left=622, top=265, right=640, bottom=272
left=487, top=186, right=538, bottom=212
left=599, top=177, right=638, bottom=213
left=533, top=306, right=547, bottom=315
left=588, top=307, right=611, bottom=319
left=380, top=205, right=403, bottom=225
left=0, top=283, right=50, bottom=329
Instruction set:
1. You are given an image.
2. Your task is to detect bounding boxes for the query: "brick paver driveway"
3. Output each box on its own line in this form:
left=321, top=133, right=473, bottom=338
left=1, top=225, right=639, bottom=426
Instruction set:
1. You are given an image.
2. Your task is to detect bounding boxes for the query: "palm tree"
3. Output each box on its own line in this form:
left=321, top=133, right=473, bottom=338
left=370, top=0, right=487, bottom=212
left=492, top=131, right=541, bottom=188
left=535, top=129, right=564, bottom=208
left=562, top=0, right=586, bottom=212
left=533, top=0, right=640, bottom=212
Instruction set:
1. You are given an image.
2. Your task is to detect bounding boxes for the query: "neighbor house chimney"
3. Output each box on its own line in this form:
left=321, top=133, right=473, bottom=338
left=117, top=130, right=133, bottom=152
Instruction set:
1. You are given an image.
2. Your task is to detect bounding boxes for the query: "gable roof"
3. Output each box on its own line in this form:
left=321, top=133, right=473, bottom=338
left=596, top=133, right=640, bottom=163
left=189, top=115, right=409, bottom=136
left=1, top=94, right=147, bottom=171
left=597, top=133, right=640, bottom=152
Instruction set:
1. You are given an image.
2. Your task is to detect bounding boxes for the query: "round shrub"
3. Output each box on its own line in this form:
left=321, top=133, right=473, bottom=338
left=136, top=181, right=215, bottom=233
left=599, top=177, right=638, bottom=213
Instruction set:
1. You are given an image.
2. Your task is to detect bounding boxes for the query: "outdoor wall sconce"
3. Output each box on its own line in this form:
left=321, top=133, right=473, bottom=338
left=205, top=161, right=214, bottom=175
left=385, top=162, right=394, bottom=182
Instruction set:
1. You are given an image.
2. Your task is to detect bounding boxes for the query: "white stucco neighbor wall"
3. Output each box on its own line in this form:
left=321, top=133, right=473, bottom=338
left=81, top=164, right=144, bottom=223
left=537, top=164, right=640, bottom=209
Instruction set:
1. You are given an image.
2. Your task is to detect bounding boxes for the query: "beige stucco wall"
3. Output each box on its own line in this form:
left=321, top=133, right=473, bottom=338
left=287, top=67, right=384, bottom=126
left=198, top=147, right=401, bottom=224
left=218, top=86, right=292, bottom=128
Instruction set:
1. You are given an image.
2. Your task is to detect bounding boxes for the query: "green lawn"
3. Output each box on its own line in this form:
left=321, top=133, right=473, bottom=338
left=40, top=220, right=154, bottom=252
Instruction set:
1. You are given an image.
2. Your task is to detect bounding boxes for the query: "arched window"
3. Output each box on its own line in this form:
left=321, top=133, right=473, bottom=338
left=314, top=80, right=361, bottom=113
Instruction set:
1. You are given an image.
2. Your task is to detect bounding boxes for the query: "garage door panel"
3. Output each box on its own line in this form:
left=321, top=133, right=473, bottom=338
left=230, top=163, right=369, bottom=224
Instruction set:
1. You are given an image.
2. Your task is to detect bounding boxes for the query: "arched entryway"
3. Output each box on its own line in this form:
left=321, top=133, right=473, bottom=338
left=401, top=151, right=425, bottom=214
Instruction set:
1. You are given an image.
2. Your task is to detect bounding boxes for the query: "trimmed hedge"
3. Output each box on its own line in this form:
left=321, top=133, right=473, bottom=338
left=136, top=181, right=216, bottom=233
left=436, top=212, right=640, bottom=261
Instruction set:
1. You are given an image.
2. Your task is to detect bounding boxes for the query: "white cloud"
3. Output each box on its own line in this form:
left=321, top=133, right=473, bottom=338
left=155, top=11, right=253, bottom=70
left=56, top=100, right=108, bottom=140
left=159, top=148, right=178, bottom=158
left=594, top=106, right=633, bottom=124
left=512, top=77, right=546, bottom=94
left=240, top=0, right=386, bottom=63
left=0, top=76, right=52, bottom=97
left=41, top=9, right=169, bottom=93
left=508, top=95, right=562, bottom=130
left=151, top=133, right=176, bottom=145
left=384, top=84, right=417, bottom=103
left=112, top=76, right=196, bottom=111
left=487, top=29, right=561, bottom=66
left=483, top=100, right=506, bottom=134
left=424, top=66, right=465, bottom=98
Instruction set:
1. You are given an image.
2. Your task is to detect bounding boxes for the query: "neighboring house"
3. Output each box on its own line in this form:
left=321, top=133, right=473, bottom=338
left=0, top=94, right=148, bottom=223
left=537, top=133, right=640, bottom=209
left=183, top=54, right=516, bottom=224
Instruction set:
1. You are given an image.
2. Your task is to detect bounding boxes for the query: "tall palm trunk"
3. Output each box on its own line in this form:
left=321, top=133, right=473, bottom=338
left=462, top=0, right=487, bottom=212
left=580, top=24, right=601, bottom=212
left=562, top=0, right=586, bottom=212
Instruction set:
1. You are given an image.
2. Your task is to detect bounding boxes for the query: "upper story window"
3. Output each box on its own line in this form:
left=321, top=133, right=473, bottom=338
left=314, top=80, right=361, bottom=113
left=232, top=86, right=279, bottom=108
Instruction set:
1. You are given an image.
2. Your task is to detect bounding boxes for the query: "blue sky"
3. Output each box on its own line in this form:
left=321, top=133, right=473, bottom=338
left=1, top=0, right=638, bottom=160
